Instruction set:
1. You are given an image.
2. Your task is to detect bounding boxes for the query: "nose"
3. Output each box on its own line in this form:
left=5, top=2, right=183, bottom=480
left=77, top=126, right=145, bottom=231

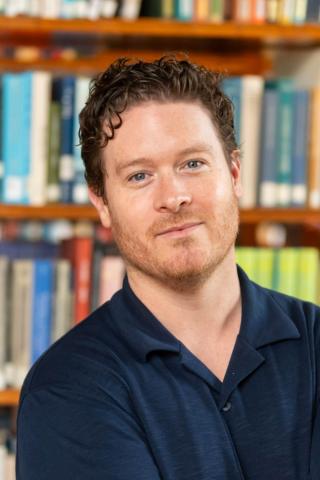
left=153, top=175, right=192, bottom=213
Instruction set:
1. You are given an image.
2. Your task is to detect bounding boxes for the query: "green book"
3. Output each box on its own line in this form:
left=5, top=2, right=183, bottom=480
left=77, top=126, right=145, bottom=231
left=47, top=99, right=61, bottom=203
left=162, top=0, right=174, bottom=18
left=297, top=248, right=319, bottom=304
left=209, top=0, right=224, bottom=22
left=273, top=248, right=299, bottom=298
left=255, top=248, right=274, bottom=290
left=236, top=247, right=257, bottom=281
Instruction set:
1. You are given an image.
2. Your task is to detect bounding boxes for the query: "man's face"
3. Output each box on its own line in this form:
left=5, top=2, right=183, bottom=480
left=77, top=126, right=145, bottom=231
left=90, top=101, right=242, bottom=290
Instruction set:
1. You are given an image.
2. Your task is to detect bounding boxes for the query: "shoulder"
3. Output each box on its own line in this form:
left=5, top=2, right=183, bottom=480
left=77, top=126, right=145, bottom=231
left=20, top=298, right=131, bottom=404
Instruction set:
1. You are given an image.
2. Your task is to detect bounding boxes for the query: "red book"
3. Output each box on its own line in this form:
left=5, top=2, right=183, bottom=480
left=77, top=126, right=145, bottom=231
left=60, top=237, right=93, bottom=324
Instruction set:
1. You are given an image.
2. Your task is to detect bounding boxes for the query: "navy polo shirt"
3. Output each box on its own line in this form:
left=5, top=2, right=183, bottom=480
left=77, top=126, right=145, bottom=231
left=16, top=266, right=320, bottom=479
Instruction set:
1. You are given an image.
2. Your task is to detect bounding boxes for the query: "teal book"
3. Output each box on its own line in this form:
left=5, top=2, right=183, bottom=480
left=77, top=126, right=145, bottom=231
left=275, top=78, right=294, bottom=207
left=258, top=79, right=278, bottom=207
left=2, top=72, right=32, bottom=204
left=222, top=77, right=241, bottom=147
left=174, top=0, right=193, bottom=20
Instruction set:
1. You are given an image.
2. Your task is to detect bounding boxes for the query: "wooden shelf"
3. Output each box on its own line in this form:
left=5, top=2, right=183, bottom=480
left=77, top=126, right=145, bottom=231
left=0, top=50, right=270, bottom=75
left=0, top=17, right=320, bottom=44
left=240, top=208, right=320, bottom=224
left=0, top=203, right=98, bottom=220
left=0, top=204, right=319, bottom=224
left=0, top=389, right=19, bottom=407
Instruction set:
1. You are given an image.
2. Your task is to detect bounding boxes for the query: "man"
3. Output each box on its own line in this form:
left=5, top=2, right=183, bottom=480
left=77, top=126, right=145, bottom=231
left=17, top=57, right=320, bottom=479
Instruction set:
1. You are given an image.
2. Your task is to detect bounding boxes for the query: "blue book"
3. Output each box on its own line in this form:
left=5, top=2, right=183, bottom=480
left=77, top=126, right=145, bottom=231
left=174, top=0, right=193, bottom=20
left=31, top=259, right=55, bottom=364
left=0, top=240, right=58, bottom=259
left=275, top=78, right=294, bottom=207
left=222, top=77, right=241, bottom=147
left=59, top=76, right=75, bottom=203
left=306, top=0, right=320, bottom=22
left=291, top=89, right=309, bottom=207
left=2, top=72, right=32, bottom=204
left=258, top=80, right=278, bottom=207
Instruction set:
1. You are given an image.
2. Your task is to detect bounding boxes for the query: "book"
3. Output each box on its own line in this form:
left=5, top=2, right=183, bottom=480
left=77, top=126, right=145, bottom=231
left=258, top=80, right=278, bottom=207
left=72, top=76, right=90, bottom=204
left=291, top=89, right=309, bottom=206
left=275, top=78, right=294, bottom=207
left=30, top=259, right=55, bottom=364
left=2, top=72, right=32, bottom=204
left=174, top=0, right=193, bottom=20
left=51, top=259, right=73, bottom=342
left=297, top=248, right=319, bottom=303
left=194, top=0, right=209, bottom=21
left=60, top=237, right=93, bottom=324
left=47, top=78, right=62, bottom=203
left=209, top=0, right=225, bottom=22
left=294, top=0, right=308, bottom=23
left=29, top=72, right=52, bottom=205
left=0, top=257, right=9, bottom=388
left=222, top=76, right=241, bottom=147
left=239, top=75, right=264, bottom=208
left=308, top=86, right=320, bottom=208
left=59, top=76, right=76, bottom=203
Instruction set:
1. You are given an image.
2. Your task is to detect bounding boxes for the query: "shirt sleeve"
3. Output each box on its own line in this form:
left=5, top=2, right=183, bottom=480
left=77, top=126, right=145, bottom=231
left=16, top=384, right=162, bottom=480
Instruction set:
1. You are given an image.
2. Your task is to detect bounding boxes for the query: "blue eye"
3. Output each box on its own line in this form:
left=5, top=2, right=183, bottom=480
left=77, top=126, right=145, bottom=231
left=128, top=172, right=147, bottom=183
left=186, top=160, right=203, bottom=169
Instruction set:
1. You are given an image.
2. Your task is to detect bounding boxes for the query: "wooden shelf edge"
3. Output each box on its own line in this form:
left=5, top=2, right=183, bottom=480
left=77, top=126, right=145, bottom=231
left=0, top=204, right=319, bottom=223
left=0, top=17, right=320, bottom=42
left=0, top=389, right=20, bottom=406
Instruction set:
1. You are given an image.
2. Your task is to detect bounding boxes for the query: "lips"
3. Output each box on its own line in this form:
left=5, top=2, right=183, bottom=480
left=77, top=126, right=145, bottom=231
left=158, top=222, right=202, bottom=235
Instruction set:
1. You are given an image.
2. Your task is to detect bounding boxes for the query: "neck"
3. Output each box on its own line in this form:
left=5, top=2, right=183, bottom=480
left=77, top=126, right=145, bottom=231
left=126, top=249, right=242, bottom=343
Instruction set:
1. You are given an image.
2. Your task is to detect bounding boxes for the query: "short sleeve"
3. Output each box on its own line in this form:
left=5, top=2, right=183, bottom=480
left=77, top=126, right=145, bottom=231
left=16, top=384, right=162, bottom=480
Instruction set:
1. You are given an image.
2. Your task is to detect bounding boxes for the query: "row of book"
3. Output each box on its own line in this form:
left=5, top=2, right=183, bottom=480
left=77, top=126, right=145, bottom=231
left=236, top=247, right=319, bottom=303
left=1, top=70, right=319, bottom=208
left=1, top=1, right=320, bottom=25
left=0, top=72, right=90, bottom=206
left=0, top=235, right=125, bottom=389
left=222, top=76, right=319, bottom=209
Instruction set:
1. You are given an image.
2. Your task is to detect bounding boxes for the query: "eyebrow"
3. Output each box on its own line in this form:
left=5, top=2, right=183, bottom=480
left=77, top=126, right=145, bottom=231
left=115, top=143, right=214, bottom=176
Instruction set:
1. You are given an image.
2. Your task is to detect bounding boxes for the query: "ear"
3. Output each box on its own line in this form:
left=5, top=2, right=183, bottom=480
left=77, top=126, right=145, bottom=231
left=88, top=189, right=111, bottom=228
left=229, top=149, right=243, bottom=199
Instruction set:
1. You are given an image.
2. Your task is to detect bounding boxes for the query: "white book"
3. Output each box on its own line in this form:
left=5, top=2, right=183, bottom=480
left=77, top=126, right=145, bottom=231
left=51, top=260, right=73, bottom=342
left=281, top=0, right=296, bottom=22
left=28, top=0, right=42, bottom=16
left=119, top=0, right=142, bottom=19
left=74, top=0, right=89, bottom=17
left=239, top=76, right=264, bottom=209
left=100, top=0, right=118, bottom=17
left=294, top=0, right=308, bottom=23
left=61, top=0, right=78, bottom=18
left=98, top=256, right=125, bottom=305
left=5, top=0, right=29, bottom=15
left=29, top=72, right=52, bottom=206
left=10, top=260, right=33, bottom=388
left=72, top=76, right=91, bottom=204
left=40, top=0, right=61, bottom=18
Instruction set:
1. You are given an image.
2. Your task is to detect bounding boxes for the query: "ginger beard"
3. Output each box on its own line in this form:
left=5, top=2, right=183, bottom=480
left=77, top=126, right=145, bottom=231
left=105, top=189, right=239, bottom=292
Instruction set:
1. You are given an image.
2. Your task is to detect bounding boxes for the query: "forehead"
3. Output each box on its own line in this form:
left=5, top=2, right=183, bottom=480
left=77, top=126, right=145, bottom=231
left=104, top=101, right=224, bottom=162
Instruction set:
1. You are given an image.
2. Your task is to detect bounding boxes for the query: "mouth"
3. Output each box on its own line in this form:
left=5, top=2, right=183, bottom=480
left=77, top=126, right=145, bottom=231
left=158, top=222, right=203, bottom=238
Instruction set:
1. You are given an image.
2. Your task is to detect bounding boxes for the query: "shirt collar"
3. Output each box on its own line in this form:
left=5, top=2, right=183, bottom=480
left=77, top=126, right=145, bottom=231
left=118, top=265, right=300, bottom=363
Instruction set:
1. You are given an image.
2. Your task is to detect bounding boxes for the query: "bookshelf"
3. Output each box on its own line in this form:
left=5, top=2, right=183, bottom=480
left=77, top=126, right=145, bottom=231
left=0, top=14, right=320, bottom=409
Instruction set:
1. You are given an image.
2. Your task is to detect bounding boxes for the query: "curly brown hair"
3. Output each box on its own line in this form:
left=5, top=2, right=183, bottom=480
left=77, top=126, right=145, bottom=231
left=79, top=55, right=238, bottom=198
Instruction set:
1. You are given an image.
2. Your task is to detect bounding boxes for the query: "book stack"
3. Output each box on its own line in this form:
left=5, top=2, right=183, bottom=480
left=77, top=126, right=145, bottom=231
left=0, top=232, right=125, bottom=389
left=0, top=71, right=319, bottom=209
left=1, top=1, right=319, bottom=25
left=236, top=246, right=320, bottom=304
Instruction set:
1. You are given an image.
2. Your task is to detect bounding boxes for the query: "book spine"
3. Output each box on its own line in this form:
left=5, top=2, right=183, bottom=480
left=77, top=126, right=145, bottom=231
left=297, top=248, right=319, bottom=303
left=0, top=257, right=9, bottom=388
left=47, top=78, right=62, bottom=203
left=31, top=259, right=54, bottom=364
left=239, top=75, right=264, bottom=208
left=209, top=0, right=224, bottom=22
left=258, top=81, right=278, bottom=207
left=275, top=79, right=294, bottom=207
left=222, top=76, right=242, bottom=147
left=306, top=0, right=320, bottom=22
left=307, top=87, right=320, bottom=208
left=273, top=248, right=299, bottom=297
left=294, top=0, right=308, bottom=23
left=51, top=260, right=72, bottom=342
left=2, top=72, right=32, bottom=204
left=29, top=72, right=52, bottom=206
left=119, top=0, right=142, bottom=19
left=291, top=89, right=309, bottom=206
left=72, top=76, right=90, bottom=204
left=194, top=0, right=209, bottom=20
left=59, top=76, right=76, bottom=203
left=174, top=0, right=193, bottom=20
left=162, top=0, right=174, bottom=18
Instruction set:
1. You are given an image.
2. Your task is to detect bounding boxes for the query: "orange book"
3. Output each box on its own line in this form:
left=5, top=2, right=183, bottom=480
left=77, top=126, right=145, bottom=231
left=61, top=237, right=93, bottom=324
left=308, top=87, right=320, bottom=208
left=251, top=0, right=266, bottom=23
left=194, top=0, right=209, bottom=21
